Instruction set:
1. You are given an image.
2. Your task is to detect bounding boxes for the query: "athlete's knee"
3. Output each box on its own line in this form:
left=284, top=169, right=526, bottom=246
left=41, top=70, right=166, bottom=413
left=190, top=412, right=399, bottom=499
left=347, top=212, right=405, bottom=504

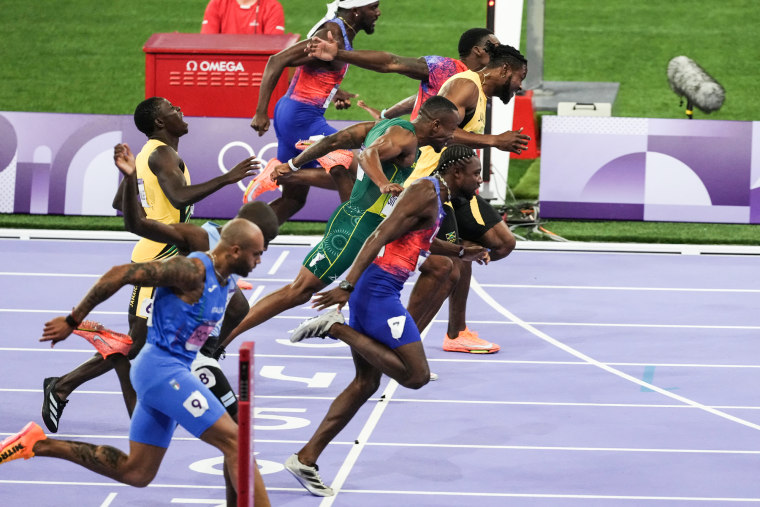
left=350, top=374, right=382, bottom=398
left=120, top=458, right=159, bottom=487
left=287, top=270, right=325, bottom=304
left=400, top=369, right=430, bottom=390
left=420, top=254, right=454, bottom=278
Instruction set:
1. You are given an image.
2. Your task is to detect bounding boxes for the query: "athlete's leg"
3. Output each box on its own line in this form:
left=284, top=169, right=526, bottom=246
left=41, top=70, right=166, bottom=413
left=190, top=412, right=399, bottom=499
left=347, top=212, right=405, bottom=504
left=407, top=254, right=460, bottom=332
left=198, top=412, right=241, bottom=494
left=111, top=314, right=148, bottom=416
left=447, top=221, right=515, bottom=336
left=32, top=437, right=167, bottom=487
left=229, top=267, right=326, bottom=340
left=330, top=325, right=430, bottom=389
left=296, top=349, right=382, bottom=466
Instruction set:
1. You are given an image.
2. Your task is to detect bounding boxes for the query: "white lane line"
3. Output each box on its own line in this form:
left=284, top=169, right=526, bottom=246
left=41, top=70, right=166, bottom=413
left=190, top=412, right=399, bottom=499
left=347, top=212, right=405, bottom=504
left=267, top=251, right=289, bottom=275
left=5, top=387, right=760, bottom=411
left=0, top=309, right=124, bottom=315
left=1, top=479, right=759, bottom=501
left=99, top=492, right=118, bottom=507
left=318, top=306, right=439, bottom=505
left=0, top=272, right=101, bottom=277
left=319, top=489, right=760, bottom=502
left=477, top=283, right=760, bottom=293
left=246, top=285, right=265, bottom=306
left=319, top=380, right=401, bottom=506
left=470, top=276, right=760, bottom=432
left=6, top=348, right=760, bottom=369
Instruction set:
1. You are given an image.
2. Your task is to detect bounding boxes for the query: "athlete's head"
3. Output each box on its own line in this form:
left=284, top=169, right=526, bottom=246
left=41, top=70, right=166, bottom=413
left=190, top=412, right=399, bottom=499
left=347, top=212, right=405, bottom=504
left=235, top=202, right=279, bottom=250
left=433, top=144, right=482, bottom=199
left=458, top=28, right=499, bottom=67
left=337, top=1, right=381, bottom=34
left=133, top=97, right=188, bottom=137
left=483, top=42, right=528, bottom=105
left=217, top=218, right=265, bottom=277
left=415, top=96, right=460, bottom=152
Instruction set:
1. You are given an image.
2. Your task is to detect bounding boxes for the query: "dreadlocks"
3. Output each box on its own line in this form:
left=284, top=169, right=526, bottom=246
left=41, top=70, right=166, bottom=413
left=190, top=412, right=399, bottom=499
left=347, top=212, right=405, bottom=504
left=433, top=145, right=477, bottom=175
left=484, top=41, right=527, bottom=70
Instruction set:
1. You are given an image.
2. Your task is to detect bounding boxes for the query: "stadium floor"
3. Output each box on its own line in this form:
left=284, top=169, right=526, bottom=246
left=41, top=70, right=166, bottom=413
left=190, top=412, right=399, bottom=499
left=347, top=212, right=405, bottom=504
left=1, top=235, right=760, bottom=506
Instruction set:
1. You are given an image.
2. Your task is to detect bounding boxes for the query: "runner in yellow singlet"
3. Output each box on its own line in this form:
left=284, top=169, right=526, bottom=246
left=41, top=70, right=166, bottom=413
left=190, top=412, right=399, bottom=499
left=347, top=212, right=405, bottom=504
left=403, top=42, right=528, bottom=353
left=41, top=97, right=261, bottom=433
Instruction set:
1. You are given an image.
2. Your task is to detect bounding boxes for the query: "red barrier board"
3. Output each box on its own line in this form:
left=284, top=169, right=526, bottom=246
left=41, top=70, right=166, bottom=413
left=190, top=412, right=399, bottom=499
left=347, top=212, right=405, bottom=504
left=144, top=33, right=299, bottom=119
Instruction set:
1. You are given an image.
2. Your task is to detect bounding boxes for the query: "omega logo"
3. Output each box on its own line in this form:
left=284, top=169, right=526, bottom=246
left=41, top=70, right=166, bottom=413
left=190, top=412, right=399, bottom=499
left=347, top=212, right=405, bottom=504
left=185, top=60, right=246, bottom=72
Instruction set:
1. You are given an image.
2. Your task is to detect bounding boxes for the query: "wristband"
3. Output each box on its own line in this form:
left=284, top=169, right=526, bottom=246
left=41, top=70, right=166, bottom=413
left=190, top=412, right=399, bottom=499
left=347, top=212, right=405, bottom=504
left=65, top=314, right=80, bottom=328
left=380, top=108, right=387, bottom=119
left=287, top=158, right=299, bottom=171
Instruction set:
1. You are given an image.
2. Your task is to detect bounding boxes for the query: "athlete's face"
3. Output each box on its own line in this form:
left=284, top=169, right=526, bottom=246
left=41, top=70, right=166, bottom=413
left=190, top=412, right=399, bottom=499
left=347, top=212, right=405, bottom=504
left=157, top=99, right=189, bottom=135
left=427, top=110, right=460, bottom=152
left=231, top=239, right=264, bottom=277
left=495, top=64, right=527, bottom=105
left=356, top=3, right=381, bottom=34
left=453, top=157, right=483, bottom=199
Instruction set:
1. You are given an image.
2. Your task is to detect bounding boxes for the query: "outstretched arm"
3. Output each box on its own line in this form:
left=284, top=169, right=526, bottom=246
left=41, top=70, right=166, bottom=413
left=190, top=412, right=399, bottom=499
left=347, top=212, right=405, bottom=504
left=306, top=31, right=430, bottom=81
left=41, top=256, right=204, bottom=346
left=252, top=23, right=347, bottom=135
left=272, top=121, right=374, bottom=180
left=312, top=181, right=438, bottom=310
left=149, top=145, right=259, bottom=209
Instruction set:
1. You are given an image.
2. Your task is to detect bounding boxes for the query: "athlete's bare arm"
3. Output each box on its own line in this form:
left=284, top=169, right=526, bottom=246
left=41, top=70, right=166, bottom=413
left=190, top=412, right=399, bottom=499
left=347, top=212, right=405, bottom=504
left=251, top=23, right=350, bottom=135
left=438, top=78, right=529, bottom=151
left=41, top=256, right=205, bottom=346
left=311, top=180, right=438, bottom=310
left=272, top=121, right=375, bottom=180
left=306, top=31, right=430, bottom=81
left=358, top=126, right=418, bottom=196
left=147, top=146, right=259, bottom=209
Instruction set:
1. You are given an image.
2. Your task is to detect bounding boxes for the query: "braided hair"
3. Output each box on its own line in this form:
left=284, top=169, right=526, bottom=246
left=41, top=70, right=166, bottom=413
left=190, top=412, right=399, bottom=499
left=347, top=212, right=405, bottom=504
left=484, top=41, right=527, bottom=71
left=433, top=144, right=477, bottom=176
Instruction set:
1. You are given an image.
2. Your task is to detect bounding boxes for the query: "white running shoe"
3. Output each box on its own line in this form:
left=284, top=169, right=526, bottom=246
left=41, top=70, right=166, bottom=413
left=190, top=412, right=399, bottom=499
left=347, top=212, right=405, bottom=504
left=289, top=309, right=345, bottom=343
left=429, top=372, right=439, bottom=381
left=284, top=453, right=334, bottom=497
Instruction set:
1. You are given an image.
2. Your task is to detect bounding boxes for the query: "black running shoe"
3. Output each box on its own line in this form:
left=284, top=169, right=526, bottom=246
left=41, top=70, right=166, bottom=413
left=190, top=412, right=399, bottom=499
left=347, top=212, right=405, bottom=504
left=41, top=377, right=68, bottom=433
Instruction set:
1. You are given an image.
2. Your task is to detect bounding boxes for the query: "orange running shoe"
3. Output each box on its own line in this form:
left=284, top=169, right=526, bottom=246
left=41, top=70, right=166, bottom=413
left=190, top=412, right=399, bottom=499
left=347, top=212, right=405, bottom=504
left=295, top=139, right=353, bottom=172
left=0, top=422, right=46, bottom=464
left=243, top=158, right=280, bottom=203
left=442, top=327, right=500, bottom=354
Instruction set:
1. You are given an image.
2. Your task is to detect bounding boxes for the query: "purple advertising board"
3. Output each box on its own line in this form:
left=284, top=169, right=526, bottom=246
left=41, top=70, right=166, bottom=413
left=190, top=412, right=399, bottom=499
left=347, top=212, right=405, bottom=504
left=0, top=111, right=354, bottom=221
left=539, top=116, right=760, bottom=223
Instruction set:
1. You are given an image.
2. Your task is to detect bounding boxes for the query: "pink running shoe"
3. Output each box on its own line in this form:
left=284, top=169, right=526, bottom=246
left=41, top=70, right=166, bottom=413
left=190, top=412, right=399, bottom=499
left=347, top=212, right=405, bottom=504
left=442, top=327, right=500, bottom=354
left=243, top=158, right=280, bottom=203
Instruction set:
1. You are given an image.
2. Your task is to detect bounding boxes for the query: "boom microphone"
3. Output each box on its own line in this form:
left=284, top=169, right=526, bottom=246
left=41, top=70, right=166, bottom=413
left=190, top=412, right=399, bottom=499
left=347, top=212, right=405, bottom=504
left=667, top=56, right=725, bottom=119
